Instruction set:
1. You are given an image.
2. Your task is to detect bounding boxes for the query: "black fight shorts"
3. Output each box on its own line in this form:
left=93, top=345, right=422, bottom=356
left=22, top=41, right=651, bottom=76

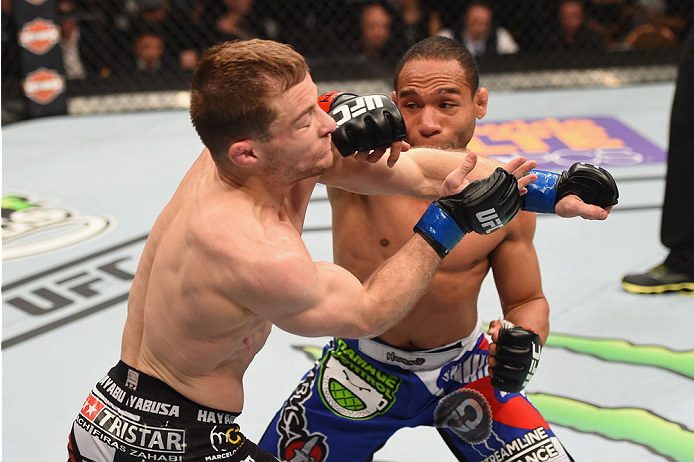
left=68, top=361, right=280, bottom=462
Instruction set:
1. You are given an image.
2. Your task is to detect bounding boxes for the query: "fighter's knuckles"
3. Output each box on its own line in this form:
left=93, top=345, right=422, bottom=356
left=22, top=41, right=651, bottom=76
left=490, top=324, right=542, bottom=393
left=523, top=162, right=618, bottom=214
left=319, top=92, right=407, bottom=157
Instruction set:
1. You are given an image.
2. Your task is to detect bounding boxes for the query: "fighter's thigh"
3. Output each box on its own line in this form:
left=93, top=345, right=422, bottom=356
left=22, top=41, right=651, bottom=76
left=259, top=357, right=401, bottom=462
left=68, top=421, right=120, bottom=462
left=434, top=377, right=572, bottom=462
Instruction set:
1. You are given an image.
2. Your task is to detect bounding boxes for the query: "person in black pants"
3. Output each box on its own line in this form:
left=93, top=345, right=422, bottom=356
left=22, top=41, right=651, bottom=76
left=622, top=26, right=694, bottom=295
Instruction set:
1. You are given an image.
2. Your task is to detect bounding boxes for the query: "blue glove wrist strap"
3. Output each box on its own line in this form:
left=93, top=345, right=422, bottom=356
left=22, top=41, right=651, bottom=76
left=524, top=170, right=559, bottom=214
left=414, top=203, right=465, bottom=257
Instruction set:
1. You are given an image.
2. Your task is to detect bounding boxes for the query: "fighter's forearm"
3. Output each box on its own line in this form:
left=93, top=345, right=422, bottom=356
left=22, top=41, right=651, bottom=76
left=402, top=147, right=504, bottom=200
left=320, top=146, right=506, bottom=199
left=501, top=299, right=550, bottom=345
left=357, top=234, right=442, bottom=337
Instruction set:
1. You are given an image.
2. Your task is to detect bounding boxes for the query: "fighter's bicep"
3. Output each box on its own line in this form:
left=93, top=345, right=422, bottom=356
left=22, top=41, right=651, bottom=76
left=489, top=215, right=544, bottom=310
left=243, top=253, right=368, bottom=338
left=319, top=150, right=424, bottom=196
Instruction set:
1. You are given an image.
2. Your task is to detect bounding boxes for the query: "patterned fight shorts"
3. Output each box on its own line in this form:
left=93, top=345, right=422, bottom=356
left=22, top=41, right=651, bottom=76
left=259, top=318, right=573, bottom=462
left=68, top=361, right=279, bottom=462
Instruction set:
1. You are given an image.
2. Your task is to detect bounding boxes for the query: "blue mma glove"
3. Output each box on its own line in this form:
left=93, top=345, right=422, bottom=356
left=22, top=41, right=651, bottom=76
left=522, top=162, right=619, bottom=213
left=319, top=91, right=408, bottom=156
left=414, top=167, right=520, bottom=258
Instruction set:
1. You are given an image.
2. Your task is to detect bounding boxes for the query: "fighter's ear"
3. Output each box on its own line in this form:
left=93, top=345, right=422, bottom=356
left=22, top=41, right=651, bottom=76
left=228, top=140, right=258, bottom=167
left=391, top=90, right=397, bottom=103
left=475, top=87, right=489, bottom=120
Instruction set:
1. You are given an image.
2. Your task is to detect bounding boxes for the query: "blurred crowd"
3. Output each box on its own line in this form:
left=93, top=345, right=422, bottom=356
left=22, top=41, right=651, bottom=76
left=2, top=0, right=693, bottom=84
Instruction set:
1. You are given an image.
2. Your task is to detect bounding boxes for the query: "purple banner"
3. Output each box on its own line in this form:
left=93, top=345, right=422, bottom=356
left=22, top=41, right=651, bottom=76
left=469, top=117, right=665, bottom=170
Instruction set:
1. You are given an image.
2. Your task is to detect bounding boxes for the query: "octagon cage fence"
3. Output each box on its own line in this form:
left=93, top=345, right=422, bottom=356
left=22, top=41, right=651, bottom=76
left=2, top=0, right=693, bottom=124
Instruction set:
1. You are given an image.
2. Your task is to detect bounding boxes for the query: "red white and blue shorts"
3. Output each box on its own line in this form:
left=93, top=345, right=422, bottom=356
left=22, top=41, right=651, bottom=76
left=259, top=319, right=573, bottom=462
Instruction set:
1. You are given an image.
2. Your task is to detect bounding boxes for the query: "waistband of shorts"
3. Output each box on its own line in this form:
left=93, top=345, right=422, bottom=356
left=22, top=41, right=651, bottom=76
left=354, top=317, right=484, bottom=371
left=91, top=361, right=239, bottom=425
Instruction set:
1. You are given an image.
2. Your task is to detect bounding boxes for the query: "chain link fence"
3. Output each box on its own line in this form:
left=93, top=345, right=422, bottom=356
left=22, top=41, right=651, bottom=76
left=3, top=0, right=693, bottom=124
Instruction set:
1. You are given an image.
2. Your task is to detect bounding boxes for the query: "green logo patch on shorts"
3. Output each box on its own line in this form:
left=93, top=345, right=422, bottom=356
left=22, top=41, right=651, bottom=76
left=318, top=339, right=402, bottom=420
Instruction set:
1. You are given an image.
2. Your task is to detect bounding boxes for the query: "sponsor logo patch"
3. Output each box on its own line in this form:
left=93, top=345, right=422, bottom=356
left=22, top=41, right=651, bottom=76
left=385, top=351, right=425, bottom=367
left=78, top=393, right=186, bottom=454
left=274, top=361, right=330, bottom=462
left=283, top=434, right=327, bottom=462
left=209, top=425, right=243, bottom=452
left=319, top=339, right=401, bottom=420
left=18, top=18, right=60, bottom=55
left=480, top=427, right=560, bottom=462
left=434, top=388, right=492, bottom=444
left=21, top=68, right=66, bottom=105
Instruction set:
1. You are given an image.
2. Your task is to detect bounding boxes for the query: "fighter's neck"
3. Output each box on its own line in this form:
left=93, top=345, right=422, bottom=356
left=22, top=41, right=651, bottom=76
left=216, top=168, right=296, bottom=207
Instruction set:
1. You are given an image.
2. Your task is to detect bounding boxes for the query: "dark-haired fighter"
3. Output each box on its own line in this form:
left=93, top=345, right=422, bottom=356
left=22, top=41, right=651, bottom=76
left=260, top=36, right=617, bottom=462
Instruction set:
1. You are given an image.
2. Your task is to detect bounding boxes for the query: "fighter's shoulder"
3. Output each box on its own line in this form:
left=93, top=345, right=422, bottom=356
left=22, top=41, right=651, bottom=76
left=190, top=208, right=298, bottom=256
left=188, top=214, right=314, bottom=291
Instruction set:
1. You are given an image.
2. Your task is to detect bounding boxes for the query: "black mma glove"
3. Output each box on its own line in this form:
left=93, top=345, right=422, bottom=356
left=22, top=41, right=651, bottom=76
left=490, top=320, right=542, bottom=393
left=413, top=167, right=520, bottom=258
left=521, top=162, right=619, bottom=213
left=318, top=91, right=408, bottom=156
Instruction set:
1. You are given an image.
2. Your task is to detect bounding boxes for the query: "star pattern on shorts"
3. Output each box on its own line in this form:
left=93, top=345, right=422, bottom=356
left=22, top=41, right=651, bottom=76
left=80, top=394, right=103, bottom=420
left=84, top=403, right=99, bottom=418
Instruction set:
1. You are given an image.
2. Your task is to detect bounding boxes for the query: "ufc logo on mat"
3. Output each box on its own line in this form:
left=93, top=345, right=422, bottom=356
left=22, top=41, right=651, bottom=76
left=331, top=96, right=384, bottom=126
left=476, top=208, right=503, bottom=234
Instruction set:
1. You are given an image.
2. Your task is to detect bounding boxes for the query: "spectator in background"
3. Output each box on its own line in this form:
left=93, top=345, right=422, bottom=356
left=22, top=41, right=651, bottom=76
left=584, top=0, right=631, bottom=47
left=168, top=0, right=207, bottom=72
left=621, top=0, right=693, bottom=47
left=1, top=0, right=25, bottom=123
left=59, top=9, right=87, bottom=80
left=130, top=29, right=173, bottom=72
left=178, top=48, right=200, bottom=71
left=58, top=0, right=116, bottom=78
left=438, top=0, right=520, bottom=57
left=210, top=0, right=262, bottom=42
left=195, top=0, right=274, bottom=48
left=135, top=0, right=169, bottom=27
left=358, top=2, right=397, bottom=60
left=118, top=0, right=172, bottom=39
left=392, top=0, right=440, bottom=51
left=174, top=0, right=280, bottom=72
left=552, top=0, right=607, bottom=50
left=104, top=0, right=174, bottom=76
left=341, top=1, right=402, bottom=78
left=256, top=0, right=326, bottom=56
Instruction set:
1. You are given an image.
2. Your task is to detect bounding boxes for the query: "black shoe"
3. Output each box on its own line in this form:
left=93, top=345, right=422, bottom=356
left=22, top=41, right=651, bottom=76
left=622, top=264, right=694, bottom=294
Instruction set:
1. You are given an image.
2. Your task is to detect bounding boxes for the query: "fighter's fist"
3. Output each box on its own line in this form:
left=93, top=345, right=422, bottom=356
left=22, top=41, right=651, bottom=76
left=522, top=162, right=618, bottom=217
left=318, top=91, right=407, bottom=157
left=436, top=167, right=520, bottom=235
left=488, top=320, right=542, bottom=393
left=414, top=163, right=521, bottom=258
left=556, top=162, right=619, bottom=207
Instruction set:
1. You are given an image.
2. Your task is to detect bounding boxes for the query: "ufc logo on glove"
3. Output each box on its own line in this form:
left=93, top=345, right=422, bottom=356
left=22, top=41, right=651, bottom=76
left=318, top=91, right=407, bottom=156
left=331, top=95, right=385, bottom=126
left=521, top=342, right=542, bottom=389
left=475, top=208, right=503, bottom=234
